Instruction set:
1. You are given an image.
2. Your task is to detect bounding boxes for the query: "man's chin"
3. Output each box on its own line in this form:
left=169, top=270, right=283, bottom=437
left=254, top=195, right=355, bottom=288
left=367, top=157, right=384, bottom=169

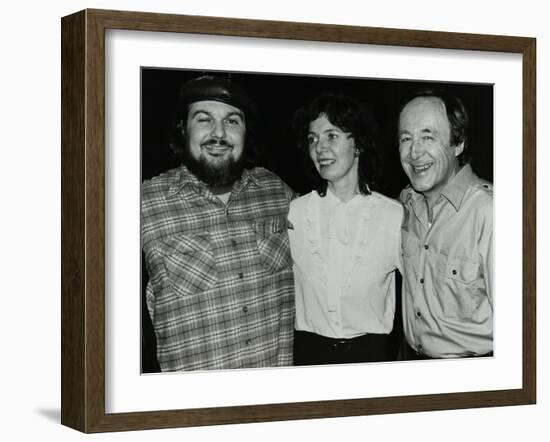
left=187, top=155, right=246, bottom=188
left=204, top=155, right=232, bottom=168
left=409, top=176, right=433, bottom=194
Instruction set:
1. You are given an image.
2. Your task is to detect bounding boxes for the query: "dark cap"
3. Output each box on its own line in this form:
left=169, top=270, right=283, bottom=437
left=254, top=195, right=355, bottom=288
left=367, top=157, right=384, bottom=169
left=178, top=75, right=257, bottom=117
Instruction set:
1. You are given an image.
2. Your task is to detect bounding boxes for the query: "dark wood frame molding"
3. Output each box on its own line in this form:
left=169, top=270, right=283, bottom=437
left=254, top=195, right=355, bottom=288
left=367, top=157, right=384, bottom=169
left=61, top=8, right=536, bottom=433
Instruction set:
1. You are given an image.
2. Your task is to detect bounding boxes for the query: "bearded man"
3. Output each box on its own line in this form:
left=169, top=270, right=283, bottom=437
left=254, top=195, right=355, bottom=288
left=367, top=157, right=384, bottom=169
left=141, top=75, right=295, bottom=371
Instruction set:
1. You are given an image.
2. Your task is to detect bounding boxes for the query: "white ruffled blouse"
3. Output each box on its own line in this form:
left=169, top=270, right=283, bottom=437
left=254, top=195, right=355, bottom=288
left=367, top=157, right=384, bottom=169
left=288, top=189, right=403, bottom=338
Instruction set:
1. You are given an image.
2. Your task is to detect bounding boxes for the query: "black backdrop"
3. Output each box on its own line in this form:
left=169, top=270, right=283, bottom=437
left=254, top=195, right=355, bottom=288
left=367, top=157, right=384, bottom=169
left=141, top=67, right=493, bottom=198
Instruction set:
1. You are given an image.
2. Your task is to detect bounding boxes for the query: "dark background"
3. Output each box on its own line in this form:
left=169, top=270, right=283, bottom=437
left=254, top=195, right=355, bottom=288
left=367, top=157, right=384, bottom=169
left=141, top=67, right=494, bottom=372
left=141, top=67, right=493, bottom=198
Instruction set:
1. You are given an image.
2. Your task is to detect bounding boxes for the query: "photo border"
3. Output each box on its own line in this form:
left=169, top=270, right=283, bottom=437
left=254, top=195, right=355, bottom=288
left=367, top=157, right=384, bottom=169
left=61, top=8, right=536, bottom=433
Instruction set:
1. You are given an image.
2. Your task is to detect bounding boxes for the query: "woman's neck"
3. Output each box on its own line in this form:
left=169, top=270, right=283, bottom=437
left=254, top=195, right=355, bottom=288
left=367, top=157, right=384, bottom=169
left=327, top=179, right=360, bottom=203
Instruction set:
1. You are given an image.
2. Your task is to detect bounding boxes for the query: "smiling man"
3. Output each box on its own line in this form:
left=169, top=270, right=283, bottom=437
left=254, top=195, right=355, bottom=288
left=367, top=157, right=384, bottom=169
left=397, top=89, right=494, bottom=360
left=141, top=75, right=295, bottom=371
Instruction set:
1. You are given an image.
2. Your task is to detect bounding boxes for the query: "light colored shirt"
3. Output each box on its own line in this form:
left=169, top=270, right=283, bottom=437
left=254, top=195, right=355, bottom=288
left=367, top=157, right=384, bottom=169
left=400, top=164, right=493, bottom=358
left=142, top=165, right=295, bottom=371
left=288, top=189, right=403, bottom=338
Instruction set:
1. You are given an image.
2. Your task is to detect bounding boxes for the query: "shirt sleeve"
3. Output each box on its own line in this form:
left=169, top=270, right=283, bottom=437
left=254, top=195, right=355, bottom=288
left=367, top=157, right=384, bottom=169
left=283, top=180, right=298, bottom=203
left=287, top=198, right=302, bottom=262
left=143, top=248, right=161, bottom=323
left=478, top=202, right=494, bottom=308
left=396, top=204, right=405, bottom=274
left=146, top=280, right=156, bottom=323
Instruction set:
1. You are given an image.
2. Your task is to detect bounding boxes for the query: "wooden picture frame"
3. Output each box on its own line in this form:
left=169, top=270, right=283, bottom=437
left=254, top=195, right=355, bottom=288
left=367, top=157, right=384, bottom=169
left=61, top=8, right=536, bottom=433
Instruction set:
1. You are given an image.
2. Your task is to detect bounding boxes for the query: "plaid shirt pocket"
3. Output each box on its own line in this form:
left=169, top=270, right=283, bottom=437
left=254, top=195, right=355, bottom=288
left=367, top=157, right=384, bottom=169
left=253, top=217, right=292, bottom=274
left=158, top=233, right=217, bottom=298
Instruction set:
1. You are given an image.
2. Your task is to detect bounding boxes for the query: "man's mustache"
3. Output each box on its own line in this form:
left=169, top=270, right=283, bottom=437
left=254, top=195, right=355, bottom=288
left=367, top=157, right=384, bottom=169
left=202, top=138, right=232, bottom=148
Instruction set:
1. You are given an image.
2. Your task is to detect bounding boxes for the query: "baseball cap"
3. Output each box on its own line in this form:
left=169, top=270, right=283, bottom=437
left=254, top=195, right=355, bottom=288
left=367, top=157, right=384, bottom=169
left=178, top=75, right=257, bottom=116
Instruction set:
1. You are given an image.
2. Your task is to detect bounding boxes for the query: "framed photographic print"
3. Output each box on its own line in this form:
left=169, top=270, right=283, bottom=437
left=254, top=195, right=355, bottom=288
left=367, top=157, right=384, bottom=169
left=61, top=8, right=536, bottom=433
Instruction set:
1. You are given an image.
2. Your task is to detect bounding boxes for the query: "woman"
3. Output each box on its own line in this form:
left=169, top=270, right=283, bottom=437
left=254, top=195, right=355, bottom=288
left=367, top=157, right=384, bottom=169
left=289, top=94, right=403, bottom=365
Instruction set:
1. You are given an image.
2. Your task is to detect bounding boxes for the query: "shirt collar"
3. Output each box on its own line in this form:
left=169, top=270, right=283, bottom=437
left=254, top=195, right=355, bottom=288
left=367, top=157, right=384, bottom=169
left=166, top=165, right=200, bottom=197
left=324, top=187, right=365, bottom=207
left=236, top=167, right=262, bottom=190
left=404, top=164, right=474, bottom=212
left=324, top=187, right=341, bottom=208
left=440, top=164, right=474, bottom=211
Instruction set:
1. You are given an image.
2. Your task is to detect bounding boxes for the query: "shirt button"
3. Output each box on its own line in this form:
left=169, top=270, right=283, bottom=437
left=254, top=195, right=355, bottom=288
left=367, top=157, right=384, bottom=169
left=245, top=339, right=252, bottom=346
left=242, top=306, right=248, bottom=313
left=420, top=278, right=424, bottom=284
left=238, top=272, right=244, bottom=279
left=424, top=244, right=429, bottom=250
left=452, top=269, right=457, bottom=275
left=416, top=311, right=422, bottom=318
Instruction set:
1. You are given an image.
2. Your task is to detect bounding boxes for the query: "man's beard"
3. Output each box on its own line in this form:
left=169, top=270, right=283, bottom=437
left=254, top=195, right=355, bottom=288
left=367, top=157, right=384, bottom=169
left=182, top=138, right=247, bottom=188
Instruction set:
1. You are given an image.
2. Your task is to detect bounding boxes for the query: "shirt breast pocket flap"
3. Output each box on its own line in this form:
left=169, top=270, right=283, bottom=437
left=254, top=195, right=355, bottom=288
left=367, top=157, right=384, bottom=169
left=253, top=218, right=292, bottom=274
left=441, top=258, right=479, bottom=284
left=159, top=233, right=217, bottom=297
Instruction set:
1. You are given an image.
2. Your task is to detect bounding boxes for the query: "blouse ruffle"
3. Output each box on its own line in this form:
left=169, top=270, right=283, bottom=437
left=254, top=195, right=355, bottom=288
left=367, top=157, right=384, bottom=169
left=304, top=191, right=382, bottom=287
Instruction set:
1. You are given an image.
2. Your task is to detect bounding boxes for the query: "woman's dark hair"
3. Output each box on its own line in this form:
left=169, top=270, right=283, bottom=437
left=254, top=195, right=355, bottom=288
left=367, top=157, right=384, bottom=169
left=293, top=93, right=381, bottom=196
left=400, top=88, right=470, bottom=166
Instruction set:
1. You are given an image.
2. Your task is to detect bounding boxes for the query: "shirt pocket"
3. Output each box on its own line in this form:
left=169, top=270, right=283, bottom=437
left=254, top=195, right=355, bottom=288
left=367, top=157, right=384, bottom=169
left=437, top=256, right=480, bottom=319
left=253, top=217, right=292, bottom=274
left=439, top=257, right=478, bottom=284
left=157, top=233, right=217, bottom=298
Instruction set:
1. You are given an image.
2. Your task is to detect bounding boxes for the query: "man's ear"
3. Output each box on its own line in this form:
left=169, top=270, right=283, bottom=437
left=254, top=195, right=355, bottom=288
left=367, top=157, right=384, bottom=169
left=454, top=141, right=465, bottom=157
left=176, top=119, right=185, bottom=136
left=351, top=138, right=359, bottom=157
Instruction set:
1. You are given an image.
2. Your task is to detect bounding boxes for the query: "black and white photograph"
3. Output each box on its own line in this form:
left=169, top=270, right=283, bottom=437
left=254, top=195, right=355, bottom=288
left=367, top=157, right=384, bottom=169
left=140, top=68, right=494, bottom=373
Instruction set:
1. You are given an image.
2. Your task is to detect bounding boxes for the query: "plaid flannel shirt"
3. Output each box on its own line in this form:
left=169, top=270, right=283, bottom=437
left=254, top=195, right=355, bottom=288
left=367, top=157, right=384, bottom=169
left=142, top=165, right=295, bottom=371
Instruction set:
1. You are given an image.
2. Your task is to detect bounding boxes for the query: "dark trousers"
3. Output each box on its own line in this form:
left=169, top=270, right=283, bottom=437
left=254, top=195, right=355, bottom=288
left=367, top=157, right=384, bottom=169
left=398, top=340, right=494, bottom=360
left=293, top=329, right=391, bottom=366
